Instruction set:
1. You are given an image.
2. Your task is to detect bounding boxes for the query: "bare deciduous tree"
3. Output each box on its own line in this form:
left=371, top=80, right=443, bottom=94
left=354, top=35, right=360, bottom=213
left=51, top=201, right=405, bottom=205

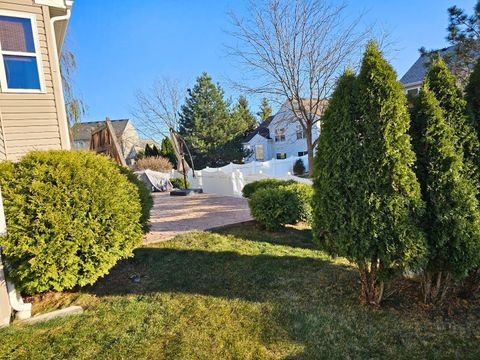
left=228, top=0, right=370, bottom=175
left=132, top=78, right=184, bottom=141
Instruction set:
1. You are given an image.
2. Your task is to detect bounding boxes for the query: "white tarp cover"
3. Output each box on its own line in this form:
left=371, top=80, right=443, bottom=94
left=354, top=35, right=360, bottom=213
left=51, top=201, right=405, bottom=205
left=134, top=169, right=173, bottom=192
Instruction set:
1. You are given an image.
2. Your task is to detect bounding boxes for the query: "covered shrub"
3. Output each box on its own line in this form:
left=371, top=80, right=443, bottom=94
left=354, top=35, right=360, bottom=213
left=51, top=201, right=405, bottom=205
left=293, top=159, right=306, bottom=175
left=134, top=156, right=173, bottom=172
left=0, top=150, right=144, bottom=295
left=242, top=178, right=296, bottom=199
left=170, top=177, right=190, bottom=189
left=283, top=183, right=313, bottom=224
left=117, top=165, right=154, bottom=232
left=249, top=187, right=301, bottom=231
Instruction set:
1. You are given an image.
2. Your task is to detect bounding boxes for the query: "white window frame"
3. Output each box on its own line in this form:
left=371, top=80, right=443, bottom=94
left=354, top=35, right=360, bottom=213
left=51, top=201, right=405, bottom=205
left=296, top=125, right=306, bottom=140
left=276, top=152, right=287, bottom=160
left=0, top=10, right=45, bottom=93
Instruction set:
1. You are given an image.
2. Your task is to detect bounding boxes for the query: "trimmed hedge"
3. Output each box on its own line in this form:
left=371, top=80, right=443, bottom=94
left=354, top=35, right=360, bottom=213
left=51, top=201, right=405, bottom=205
left=171, top=177, right=190, bottom=189
left=118, top=165, right=153, bottom=232
left=249, top=187, right=301, bottom=231
left=0, top=150, right=144, bottom=295
left=242, top=179, right=296, bottom=199
left=248, top=181, right=313, bottom=230
left=293, top=159, right=306, bottom=175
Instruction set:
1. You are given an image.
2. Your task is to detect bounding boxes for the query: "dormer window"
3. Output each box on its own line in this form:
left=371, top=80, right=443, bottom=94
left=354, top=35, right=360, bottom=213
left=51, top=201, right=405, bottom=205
left=275, top=128, right=285, bottom=142
left=0, top=12, right=43, bottom=92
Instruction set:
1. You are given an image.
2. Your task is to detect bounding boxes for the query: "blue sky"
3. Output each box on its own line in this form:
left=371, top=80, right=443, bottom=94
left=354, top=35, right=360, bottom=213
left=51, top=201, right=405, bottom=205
left=68, top=0, right=475, bottom=127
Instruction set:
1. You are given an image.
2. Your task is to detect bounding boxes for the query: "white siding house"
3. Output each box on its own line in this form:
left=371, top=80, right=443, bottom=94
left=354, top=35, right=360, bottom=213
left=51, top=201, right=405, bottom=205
left=243, top=100, right=324, bottom=163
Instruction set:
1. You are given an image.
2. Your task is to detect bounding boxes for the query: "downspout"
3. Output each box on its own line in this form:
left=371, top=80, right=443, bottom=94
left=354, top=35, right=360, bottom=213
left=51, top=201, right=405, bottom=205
left=49, top=8, right=72, bottom=150
left=0, top=188, right=31, bottom=324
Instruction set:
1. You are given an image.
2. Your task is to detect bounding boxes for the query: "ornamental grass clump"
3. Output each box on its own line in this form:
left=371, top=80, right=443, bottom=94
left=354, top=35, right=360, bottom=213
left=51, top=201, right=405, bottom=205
left=0, top=150, right=144, bottom=295
left=134, top=156, right=173, bottom=172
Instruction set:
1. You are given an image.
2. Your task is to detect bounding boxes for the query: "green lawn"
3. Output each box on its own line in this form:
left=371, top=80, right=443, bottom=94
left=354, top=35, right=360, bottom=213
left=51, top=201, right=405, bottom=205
left=1, top=223, right=479, bottom=359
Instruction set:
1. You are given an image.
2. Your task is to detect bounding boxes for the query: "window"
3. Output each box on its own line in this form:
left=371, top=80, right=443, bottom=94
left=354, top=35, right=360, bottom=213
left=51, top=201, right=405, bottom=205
left=255, top=144, right=264, bottom=160
left=276, top=153, right=287, bottom=160
left=296, top=125, right=306, bottom=140
left=275, top=128, right=285, bottom=142
left=406, top=88, right=419, bottom=96
left=298, top=151, right=308, bottom=156
left=0, top=12, right=43, bottom=92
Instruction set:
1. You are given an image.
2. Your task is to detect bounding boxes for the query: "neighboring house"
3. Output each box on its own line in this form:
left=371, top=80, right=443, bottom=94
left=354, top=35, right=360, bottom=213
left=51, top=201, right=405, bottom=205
left=243, top=99, right=326, bottom=162
left=72, top=119, right=159, bottom=165
left=400, top=46, right=456, bottom=95
left=0, top=0, right=73, bottom=162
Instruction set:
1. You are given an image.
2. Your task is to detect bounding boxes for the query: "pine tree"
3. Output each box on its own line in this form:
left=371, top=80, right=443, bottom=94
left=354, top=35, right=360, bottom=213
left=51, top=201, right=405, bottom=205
left=425, top=57, right=480, bottom=186
left=232, top=96, right=257, bottom=133
left=313, top=70, right=359, bottom=257
left=351, top=42, right=426, bottom=304
left=160, top=137, right=177, bottom=168
left=179, top=72, right=246, bottom=168
left=410, top=83, right=480, bottom=303
left=152, top=145, right=161, bottom=157
left=257, top=98, right=272, bottom=122
left=465, top=58, right=480, bottom=135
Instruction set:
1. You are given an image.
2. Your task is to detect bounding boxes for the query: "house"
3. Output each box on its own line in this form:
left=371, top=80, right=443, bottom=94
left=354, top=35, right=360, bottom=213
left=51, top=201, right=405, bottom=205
left=72, top=118, right=159, bottom=165
left=400, top=46, right=456, bottom=95
left=243, top=99, right=326, bottom=162
left=0, top=0, right=73, bottom=162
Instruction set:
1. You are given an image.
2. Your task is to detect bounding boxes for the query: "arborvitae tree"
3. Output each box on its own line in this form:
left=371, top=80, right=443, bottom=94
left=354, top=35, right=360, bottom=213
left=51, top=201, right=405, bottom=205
left=410, top=83, right=480, bottom=303
left=232, top=96, right=257, bottom=133
left=352, top=42, right=426, bottom=305
left=313, top=70, right=360, bottom=258
left=424, top=57, right=480, bottom=185
left=151, top=145, right=161, bottom=157
left=160, top=137, right=177, bottom=168
left=257, top=98, right=273, bottom=122
left=144, top=144, right=153, bottom=157
left=179, top=72, right=246, bottom=168
left=465, top=58, right=480, bottom=135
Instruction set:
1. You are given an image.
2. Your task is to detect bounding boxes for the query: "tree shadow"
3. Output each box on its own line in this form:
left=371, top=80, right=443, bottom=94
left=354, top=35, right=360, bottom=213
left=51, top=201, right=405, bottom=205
left=84, top=245, right=359, bottom=358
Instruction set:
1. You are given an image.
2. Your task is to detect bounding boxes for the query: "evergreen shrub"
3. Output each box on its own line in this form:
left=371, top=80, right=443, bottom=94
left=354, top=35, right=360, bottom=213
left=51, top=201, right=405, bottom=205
left=170, top=177, right=190, bottom=189
left=0, top=150, right=144, bottom=294
left=293, top=159, right=306, bottom=175
left=242, top=179, right=296, bottom=199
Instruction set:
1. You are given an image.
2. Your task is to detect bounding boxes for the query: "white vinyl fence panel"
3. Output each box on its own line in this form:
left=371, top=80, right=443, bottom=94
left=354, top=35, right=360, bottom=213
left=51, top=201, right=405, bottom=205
left=172, top=155, right=312, bottom=198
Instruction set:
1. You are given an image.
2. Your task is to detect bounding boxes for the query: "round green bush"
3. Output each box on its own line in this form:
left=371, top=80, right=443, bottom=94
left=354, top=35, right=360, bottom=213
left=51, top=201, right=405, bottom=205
left=249, top=187, right=301, bottom=231
left=283, top=183, right=313, bottom=224
left=293, top=158, right=306, bottom=175
left=118, top=165, right=153, bottom=232
left=0, top=150, right=144, bottom=294
left=242, top=178, right=296, bottom=199
left=170, top=177, right=190, bottom=189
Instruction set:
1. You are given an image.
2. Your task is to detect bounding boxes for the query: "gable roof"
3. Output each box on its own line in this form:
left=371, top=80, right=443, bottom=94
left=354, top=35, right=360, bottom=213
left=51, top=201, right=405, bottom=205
left=72, top=119, right=130, bottom=142
left=244, top=116, right=274, bottom=142
left=400, top=46, right=456, bottom=86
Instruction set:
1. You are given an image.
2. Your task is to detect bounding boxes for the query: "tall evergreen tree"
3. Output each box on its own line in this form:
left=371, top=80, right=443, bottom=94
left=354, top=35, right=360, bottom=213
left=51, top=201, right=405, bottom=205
left=179, top=72, right=246, bottom=168
left=160, top=137, right=178, bottom=168
left=144, top=144, right=153, bottom=157
left=424, top=57, right=480, bottom=185
left=465, top=58, right=480, bottom=135
left=410, top=83, right=480, bottom=303
left=232, top=96, right=257, bottom=133
left=313, top=70, right=359, bottom=258
left=351, top=43, right=426, bottom=305
left=257, top=98, right=273, bottom=122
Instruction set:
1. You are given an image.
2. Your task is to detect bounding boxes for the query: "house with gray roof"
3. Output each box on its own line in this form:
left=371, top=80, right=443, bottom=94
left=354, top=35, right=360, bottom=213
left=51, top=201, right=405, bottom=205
left=72, top=119, right=158, bottom=165
left=243, top=99, right=326, bottom=163
left=400, top=46, right=456, bottom=95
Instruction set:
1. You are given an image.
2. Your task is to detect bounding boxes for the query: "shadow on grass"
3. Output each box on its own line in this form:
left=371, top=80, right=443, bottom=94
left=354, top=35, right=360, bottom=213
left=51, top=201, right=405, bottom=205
left=212, top=221, right=318, bottom=250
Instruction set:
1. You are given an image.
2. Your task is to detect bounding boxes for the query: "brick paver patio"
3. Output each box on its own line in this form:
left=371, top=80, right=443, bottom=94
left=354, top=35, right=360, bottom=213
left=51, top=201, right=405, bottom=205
left=144, top=192, right=252, bottom=244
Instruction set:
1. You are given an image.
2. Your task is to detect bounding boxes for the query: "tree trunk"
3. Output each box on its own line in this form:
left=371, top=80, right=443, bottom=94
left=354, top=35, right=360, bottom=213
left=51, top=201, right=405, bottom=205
left=421, top=271, right=452, bottom=304
left=358, top=261, right=384, bottom=306
left=306, top=126, right=314, bottom=177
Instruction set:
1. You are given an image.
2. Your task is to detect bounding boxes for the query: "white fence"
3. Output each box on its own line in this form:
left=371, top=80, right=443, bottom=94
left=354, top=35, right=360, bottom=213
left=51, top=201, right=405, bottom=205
left=173, top=155, right=312, bottom=198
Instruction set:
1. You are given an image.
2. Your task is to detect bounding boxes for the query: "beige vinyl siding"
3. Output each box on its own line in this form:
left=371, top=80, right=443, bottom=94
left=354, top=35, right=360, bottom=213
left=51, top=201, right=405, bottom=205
left=0, top=1, right=69, bottom=162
